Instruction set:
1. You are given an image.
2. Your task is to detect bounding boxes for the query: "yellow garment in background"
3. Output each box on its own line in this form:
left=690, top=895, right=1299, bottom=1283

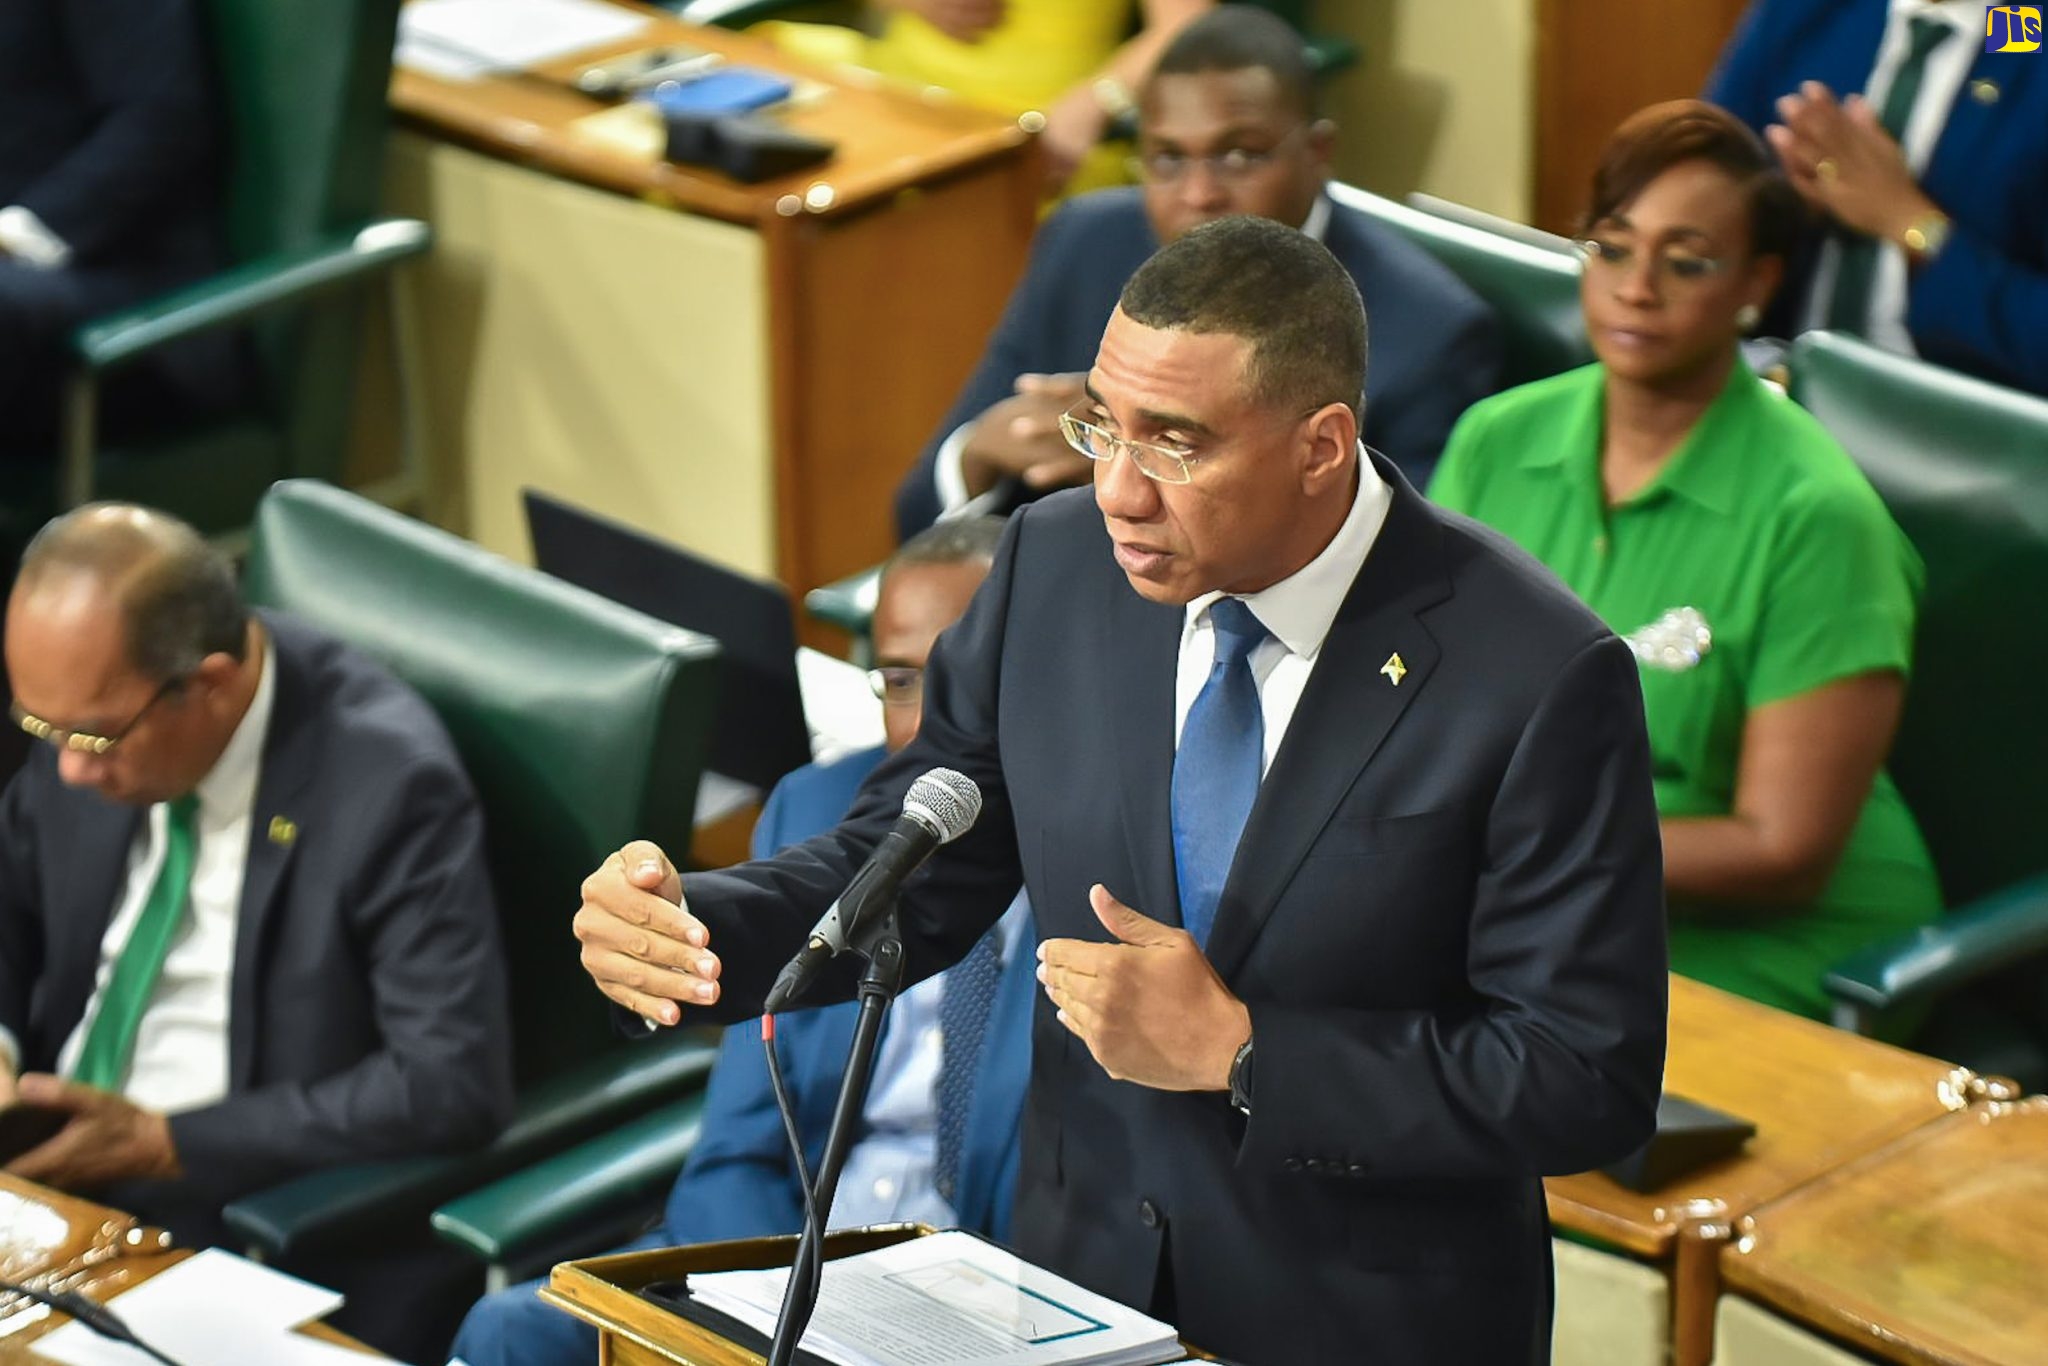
left=760, top=0, right=1137, bottom=193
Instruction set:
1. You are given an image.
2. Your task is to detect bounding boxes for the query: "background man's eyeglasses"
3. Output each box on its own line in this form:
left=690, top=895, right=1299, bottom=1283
left=10, top=677, right=185, bottom=756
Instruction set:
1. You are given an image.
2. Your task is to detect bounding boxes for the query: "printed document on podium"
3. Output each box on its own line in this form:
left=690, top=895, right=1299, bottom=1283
left=687, top=1230, right=1183, bottom=1366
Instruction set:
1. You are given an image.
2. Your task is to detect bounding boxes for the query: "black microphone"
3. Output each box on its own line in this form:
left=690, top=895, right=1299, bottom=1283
left=763, top=767, right=982, bottom=1014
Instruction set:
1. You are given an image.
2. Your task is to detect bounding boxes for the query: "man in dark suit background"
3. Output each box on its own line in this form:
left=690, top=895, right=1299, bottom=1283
left=0, top=0, right=236, bottom=479
left=892, top=5, right=1502, bottom=539
left=450, top=517, right=1034, bottom=1366
left=1705, top=0, right=2048, bottom=395
left=580, top=218, right=1666, bottom=1363
left=0, top=506, right=512, bottom=1274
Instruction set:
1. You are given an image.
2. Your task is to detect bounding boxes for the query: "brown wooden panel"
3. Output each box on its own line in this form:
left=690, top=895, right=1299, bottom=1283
left=770, top=160, right=1038, bottom=651
left=1722, top=1099, right=2048, bottom=1366
left=1535, top=0, right=1753, bottom=234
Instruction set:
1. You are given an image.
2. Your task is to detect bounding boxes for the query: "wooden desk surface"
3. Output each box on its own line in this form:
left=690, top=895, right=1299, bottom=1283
left=391, top=0, right=1035, bottom=227
left=1721, top=1098, right=2048, bottom=1366
left=0, top=1175, right=377, bottom=1359
left=1545, top=976, right=1971, bottom=1259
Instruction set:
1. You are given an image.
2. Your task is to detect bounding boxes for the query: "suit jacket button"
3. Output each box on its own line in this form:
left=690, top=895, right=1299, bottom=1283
left=1305, top=1158, right=1325, bottom=1173
left=1137, top=1198, right=1162, bottom=1229
left=1348, top=1163, right=1368, bottom=1177
left=1283, top=1157, right=1303, bottom=1172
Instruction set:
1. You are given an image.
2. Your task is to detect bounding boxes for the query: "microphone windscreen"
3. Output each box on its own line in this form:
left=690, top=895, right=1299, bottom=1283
left=903, top=768, right=982, bottom=843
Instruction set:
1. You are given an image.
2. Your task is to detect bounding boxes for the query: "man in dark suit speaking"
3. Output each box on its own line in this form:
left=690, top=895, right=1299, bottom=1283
left=578, top=218, right=1667, bottom=1364
left=893, top=5, right=1501, bottom=538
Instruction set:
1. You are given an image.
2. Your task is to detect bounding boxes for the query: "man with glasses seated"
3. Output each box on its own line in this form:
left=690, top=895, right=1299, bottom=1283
left=0, top=504, right=512, bottom=1342
left=449, top=515, right=1033, bottom=1366
left=892, top=4, right=1501, bottom=540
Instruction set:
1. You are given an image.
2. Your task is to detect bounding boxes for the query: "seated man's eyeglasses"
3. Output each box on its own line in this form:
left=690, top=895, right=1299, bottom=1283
left=1573, top=236, right=1727, bottom=288
left=1132, top=125, right=1308, bottom=184
left=1058, top=407, right=1205, bottom=485
left=867, top=666, right=924, bottom=707
left=11, top=677, right=186, bottom=756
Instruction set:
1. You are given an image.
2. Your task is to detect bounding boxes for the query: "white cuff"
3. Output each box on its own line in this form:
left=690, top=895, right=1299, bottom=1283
left=933, top=420, right=1017, bottom=522
left=0, top=1025, right=20, bottom=1076
left=0, top=206, right=73, bottom=270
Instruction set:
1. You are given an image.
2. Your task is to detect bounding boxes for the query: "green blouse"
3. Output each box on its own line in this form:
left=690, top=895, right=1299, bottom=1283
left=1429, top=361, right=1941, bottom=1018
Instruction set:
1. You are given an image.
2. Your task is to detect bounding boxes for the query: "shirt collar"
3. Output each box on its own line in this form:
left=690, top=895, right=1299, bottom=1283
left=1518, top=361, right=1768, bottom=517
left=1299, top=191, right=1332, bottom=243
left=194, top=635, right=276, bottom=820
left=1182, top=443, right=1390, bottom=660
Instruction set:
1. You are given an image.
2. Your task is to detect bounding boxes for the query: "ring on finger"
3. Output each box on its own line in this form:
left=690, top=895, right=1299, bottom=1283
left=1815, top=156, right=1839, bottom=183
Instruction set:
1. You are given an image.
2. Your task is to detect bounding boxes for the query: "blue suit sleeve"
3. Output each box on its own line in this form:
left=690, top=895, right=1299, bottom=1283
left=18, top=0, right=218, bottom=262
left=662, top=1018, right=809, bottom=1244
left=1907, top=222, right=2048, bottom=395
left=893, top=203, right=1090, bottom=540
left=1369, top=304, right=1501, bottom=488
left=1702, top=0, right=1784, bottom=133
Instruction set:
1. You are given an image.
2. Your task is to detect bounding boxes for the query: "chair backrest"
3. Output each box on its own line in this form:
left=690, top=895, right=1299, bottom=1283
left=202, top=0, right=404, bottom=479
left=1405, top=191, right=1578, bottom=256
left=1786, top=331, right=2048, bottom=908
left=1327, top=182, right=1593, bottom=388
left=243, top=481, right=722, bottom=1085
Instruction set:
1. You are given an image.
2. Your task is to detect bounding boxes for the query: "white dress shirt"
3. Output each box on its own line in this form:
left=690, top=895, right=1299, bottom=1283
left=829, top=894, right=1030, bottom=1229
left=1173, top=448, right=1391, bottom=771
left=932, top=194, right=1337, bottom=520
left=1800, top=0, right=1980, bottom=355
left=52, top=643, right=278, bottom=1113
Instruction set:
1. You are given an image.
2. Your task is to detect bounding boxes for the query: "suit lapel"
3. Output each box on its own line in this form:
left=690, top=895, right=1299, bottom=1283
left=229, top=625, right=313, bottom=1090
left=47, top=797, right=143, bottom=1064
left=1204, top=467, right=1453, bottom=980
left=1101, top=580, right=1185, bottom=927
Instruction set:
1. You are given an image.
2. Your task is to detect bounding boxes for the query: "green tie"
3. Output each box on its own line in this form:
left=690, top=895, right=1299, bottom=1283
left=72, top=795, right=201, bottom=1091
left=1824, top=14, right=1954, bottom=333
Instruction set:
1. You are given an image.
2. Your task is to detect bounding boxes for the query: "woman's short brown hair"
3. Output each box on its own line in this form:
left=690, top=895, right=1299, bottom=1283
left=1584, top=99, right=1807, bottom=261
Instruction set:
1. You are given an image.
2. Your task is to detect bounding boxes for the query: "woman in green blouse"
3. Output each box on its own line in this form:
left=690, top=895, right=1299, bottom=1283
left=1429, top=100, right=1940, bottom=1019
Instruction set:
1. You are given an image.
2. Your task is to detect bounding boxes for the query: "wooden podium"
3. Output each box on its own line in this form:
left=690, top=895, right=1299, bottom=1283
left=542, top=1224, right=1209, bottom=1365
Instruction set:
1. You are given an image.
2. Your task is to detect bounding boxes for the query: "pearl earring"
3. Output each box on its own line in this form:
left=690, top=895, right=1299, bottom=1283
left=1736, top=304, right=1761, bottom=332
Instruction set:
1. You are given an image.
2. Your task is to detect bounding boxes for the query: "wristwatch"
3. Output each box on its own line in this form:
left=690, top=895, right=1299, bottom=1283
left=1228, top=1035, right=1255, bottom=1115
left=1900, top=210, right=1952, bottom=265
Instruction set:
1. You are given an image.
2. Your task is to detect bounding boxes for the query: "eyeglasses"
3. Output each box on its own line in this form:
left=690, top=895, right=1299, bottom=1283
left=11, top=677, right=186, bottom=757
left=1130, top=124, right=1307, bottom=184
left=1059, top=408, right=1205, bottom=485
left=867, top=666, right=924, bottom=707
left=1573, top=237, right=1728, bottom=290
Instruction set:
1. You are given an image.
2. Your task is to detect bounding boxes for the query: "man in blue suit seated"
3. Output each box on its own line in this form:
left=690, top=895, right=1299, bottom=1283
left=449, top=515, right=1032, bottom=1366
left=892, top=5, right=1501, bottom=539
left=1706, top=0, right=2048, bottom=395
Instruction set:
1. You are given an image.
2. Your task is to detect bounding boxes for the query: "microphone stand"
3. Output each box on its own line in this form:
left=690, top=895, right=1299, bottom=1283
left=765, top=900, right=907, bottom=1366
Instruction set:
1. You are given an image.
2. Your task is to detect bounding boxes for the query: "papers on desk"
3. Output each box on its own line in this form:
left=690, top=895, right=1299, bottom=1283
left=34, top=1248, right=369, bottom=1366
left=799, top=646, right=887, bottom=765
left=396, top=0, right=650, bottom=80
left=687, top=1230, right=1183, bottom=1366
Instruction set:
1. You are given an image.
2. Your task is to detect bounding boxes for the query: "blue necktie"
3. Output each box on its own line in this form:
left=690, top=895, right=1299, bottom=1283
left=1172, top=598, right=1270, bottom=950
left=933, top=928, right=1004, bottom=1205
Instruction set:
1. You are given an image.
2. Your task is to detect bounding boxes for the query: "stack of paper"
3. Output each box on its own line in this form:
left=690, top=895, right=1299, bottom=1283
left=396, top=0, right=651, bottom=80
left=687, top=1230, right=1184, bottom=1366
left=35, top=1248, right=371, bottom=1365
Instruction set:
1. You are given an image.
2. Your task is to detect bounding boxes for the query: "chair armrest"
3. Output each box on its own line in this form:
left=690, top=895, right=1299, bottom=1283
left=73, top=219, right=432, bottom=373
left=220, top=1029, right=718, bottom=1258
left=430, top=1092, right=708, bottom=1266
left=1826, top=874, right=2048, bottom=1026
left=1303, top=34, right=1360, bottom=78
left=804, top=565, right=881, bottom=639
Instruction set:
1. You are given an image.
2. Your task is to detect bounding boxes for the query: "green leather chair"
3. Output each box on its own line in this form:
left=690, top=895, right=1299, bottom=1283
left=63, top=0, right=430, bottom=541
left=1787, top=331, right=2048, bottom=1091
left=1405, top=191, right=1577, bottom=257
left=1328, top=182, right=1592, bottom=388
left=219, top=481, right=724, bottom=1261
